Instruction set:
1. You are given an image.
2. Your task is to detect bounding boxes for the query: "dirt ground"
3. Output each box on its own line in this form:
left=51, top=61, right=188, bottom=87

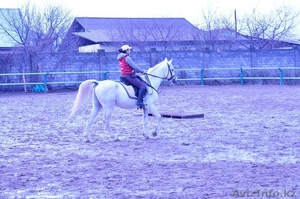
left=0, top=85, right=300, bottom=199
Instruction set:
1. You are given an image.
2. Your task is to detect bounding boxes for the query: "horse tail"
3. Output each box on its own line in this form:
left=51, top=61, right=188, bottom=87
left=70, top=79, right=98, bottom=117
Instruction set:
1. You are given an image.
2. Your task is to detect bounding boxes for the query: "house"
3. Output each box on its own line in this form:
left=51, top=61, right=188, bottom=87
left=205, top=28, right=300, bottom=50
left=59, top=17, right=204, bottom=52
left=200, top=28, right=249, bottom=51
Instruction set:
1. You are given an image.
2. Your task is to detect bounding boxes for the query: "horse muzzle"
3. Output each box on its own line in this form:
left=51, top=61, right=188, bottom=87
left=169, top=76, right=178, bottom=84
left=173, top=76, right=178, bottom=84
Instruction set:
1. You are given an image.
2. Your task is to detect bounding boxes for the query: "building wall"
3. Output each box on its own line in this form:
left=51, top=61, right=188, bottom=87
left=1, top=48, right=300, bottom=91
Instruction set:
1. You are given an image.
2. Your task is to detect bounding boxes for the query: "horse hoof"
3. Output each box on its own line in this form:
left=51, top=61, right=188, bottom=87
left=143, top=135, right=150, bottom=139
left=83, top=135, right=91, bottom=143
left=114, top=138, right=120, bottom=142
left=152, top=131, right=157, bottom=137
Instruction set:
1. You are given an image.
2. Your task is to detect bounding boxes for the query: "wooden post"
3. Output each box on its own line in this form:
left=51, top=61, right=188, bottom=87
left=21, top=63, right=27, bottom=92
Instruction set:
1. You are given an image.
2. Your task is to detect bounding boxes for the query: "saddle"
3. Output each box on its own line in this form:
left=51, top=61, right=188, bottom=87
left=119, top=76, right=147, bottom=99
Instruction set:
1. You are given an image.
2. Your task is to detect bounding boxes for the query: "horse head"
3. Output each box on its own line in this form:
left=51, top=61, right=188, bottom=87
left=146, top=58, right=177, bottom=85
left=164, top=58, right=177, bottom=84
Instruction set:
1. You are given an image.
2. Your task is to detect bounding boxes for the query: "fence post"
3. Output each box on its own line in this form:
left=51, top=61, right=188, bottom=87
left=103, top=71, right=109, bottom=80
left=43, top=72, right=49, bottom=93
left=278, top=68, right=284, bottom=85
left=240, top=68, right=244, bottom=85
left=200, top=69, right=204, bottom=85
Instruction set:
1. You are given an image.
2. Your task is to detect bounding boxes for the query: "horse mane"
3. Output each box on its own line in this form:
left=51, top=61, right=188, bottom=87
left=147, top=59, right=167, bottom=74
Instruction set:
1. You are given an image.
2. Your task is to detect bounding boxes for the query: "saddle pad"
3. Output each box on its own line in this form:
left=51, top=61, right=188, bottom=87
left=119, top=82, right=137, bottom=99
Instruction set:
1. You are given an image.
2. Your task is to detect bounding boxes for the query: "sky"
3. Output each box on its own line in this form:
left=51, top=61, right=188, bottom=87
left=1, top=0, right=300, bottom=36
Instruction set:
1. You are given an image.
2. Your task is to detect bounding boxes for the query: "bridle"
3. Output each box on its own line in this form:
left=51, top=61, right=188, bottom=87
left=144, top=62, right=177, bottom=94
left=145, top=63, right=176, bottom=82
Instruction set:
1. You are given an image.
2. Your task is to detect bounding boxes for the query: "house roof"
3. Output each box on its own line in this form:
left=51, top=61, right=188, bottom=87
left=204, top=28, right=248, bottom=41
left=0, top=8, right=22, bottom=48
left=71, top=17, right=203, bottom=43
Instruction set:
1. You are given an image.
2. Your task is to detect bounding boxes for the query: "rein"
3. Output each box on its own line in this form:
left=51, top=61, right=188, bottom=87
left=144, top=75, right=158, bottom=94
left=144, top=63, right=175, bottom=81
left=143, top=62, right=175, bottom=95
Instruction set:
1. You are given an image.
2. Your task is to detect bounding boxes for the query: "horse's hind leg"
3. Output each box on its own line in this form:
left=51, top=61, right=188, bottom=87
left=84, top=97, right=102, bottom=142
left=103, top=107, right=114, bottom=139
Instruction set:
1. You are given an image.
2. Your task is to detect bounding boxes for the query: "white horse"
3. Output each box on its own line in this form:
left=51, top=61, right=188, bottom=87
left=70, top=58, right=177, bottom=142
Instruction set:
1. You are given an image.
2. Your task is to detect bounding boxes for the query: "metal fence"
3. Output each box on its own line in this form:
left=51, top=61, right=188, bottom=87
left=176, top=67, right=300, bottom=85
left=1, top=67, right=300, bottom=92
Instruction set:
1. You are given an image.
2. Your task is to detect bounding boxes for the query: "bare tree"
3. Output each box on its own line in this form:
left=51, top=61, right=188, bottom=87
left=195, top=4, right=239, bottom=51
left=196, top=1, right=300, bottom=50
left=0, top=0, right=73, bottom=54
left=239, top=3, right=300, bottom=49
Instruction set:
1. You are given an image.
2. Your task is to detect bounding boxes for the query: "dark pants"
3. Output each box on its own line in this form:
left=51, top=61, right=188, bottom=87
left=121, top=75, right=146, bottom=107
left=121, top=75, right=146, bottom=89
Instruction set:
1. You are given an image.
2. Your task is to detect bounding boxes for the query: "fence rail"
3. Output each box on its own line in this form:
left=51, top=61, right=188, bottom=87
left=176, top=67, right=300, bottom=85
left=1, top=67, right=300, bottom=92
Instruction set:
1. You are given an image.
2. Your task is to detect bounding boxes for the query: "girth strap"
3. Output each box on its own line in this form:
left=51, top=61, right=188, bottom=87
left=118, top=82, right=138, bottom=99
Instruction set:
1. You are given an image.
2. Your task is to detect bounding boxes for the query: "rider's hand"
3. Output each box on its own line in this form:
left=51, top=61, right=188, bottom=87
left=141, top=70, right=147, bottom=75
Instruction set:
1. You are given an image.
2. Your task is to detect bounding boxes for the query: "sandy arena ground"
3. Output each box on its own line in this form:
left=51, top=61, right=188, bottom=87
left=0, top=85, right=300, bottom=199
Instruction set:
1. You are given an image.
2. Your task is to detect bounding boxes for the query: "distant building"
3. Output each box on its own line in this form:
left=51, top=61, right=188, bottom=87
left=79, top=44, right=101, bottom=53
left=202, top=28, right=300, bottom=51
left=59, top=17, right=204, bottom=52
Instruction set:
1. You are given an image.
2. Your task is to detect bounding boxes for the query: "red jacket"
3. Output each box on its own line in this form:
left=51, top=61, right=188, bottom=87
left=119, top=55, right=135, bottom=75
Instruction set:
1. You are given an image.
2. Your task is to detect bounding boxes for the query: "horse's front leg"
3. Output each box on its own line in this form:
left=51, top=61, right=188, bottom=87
left=142, top=108, right=149, bottom=139
left=148, top=106, right=162, bottom=137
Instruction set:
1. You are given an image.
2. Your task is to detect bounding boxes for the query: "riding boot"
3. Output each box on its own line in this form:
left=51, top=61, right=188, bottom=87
left=137, top=88, right=146, bottom=108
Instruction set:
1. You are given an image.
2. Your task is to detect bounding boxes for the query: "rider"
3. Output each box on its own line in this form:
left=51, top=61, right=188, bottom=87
left=117, top=44, right=147, bottom=108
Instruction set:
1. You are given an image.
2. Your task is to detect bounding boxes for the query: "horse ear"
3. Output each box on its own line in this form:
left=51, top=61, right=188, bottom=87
left=164, top=58, right=168, bottom=61
left=169, top=59, right=173, bottom=64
